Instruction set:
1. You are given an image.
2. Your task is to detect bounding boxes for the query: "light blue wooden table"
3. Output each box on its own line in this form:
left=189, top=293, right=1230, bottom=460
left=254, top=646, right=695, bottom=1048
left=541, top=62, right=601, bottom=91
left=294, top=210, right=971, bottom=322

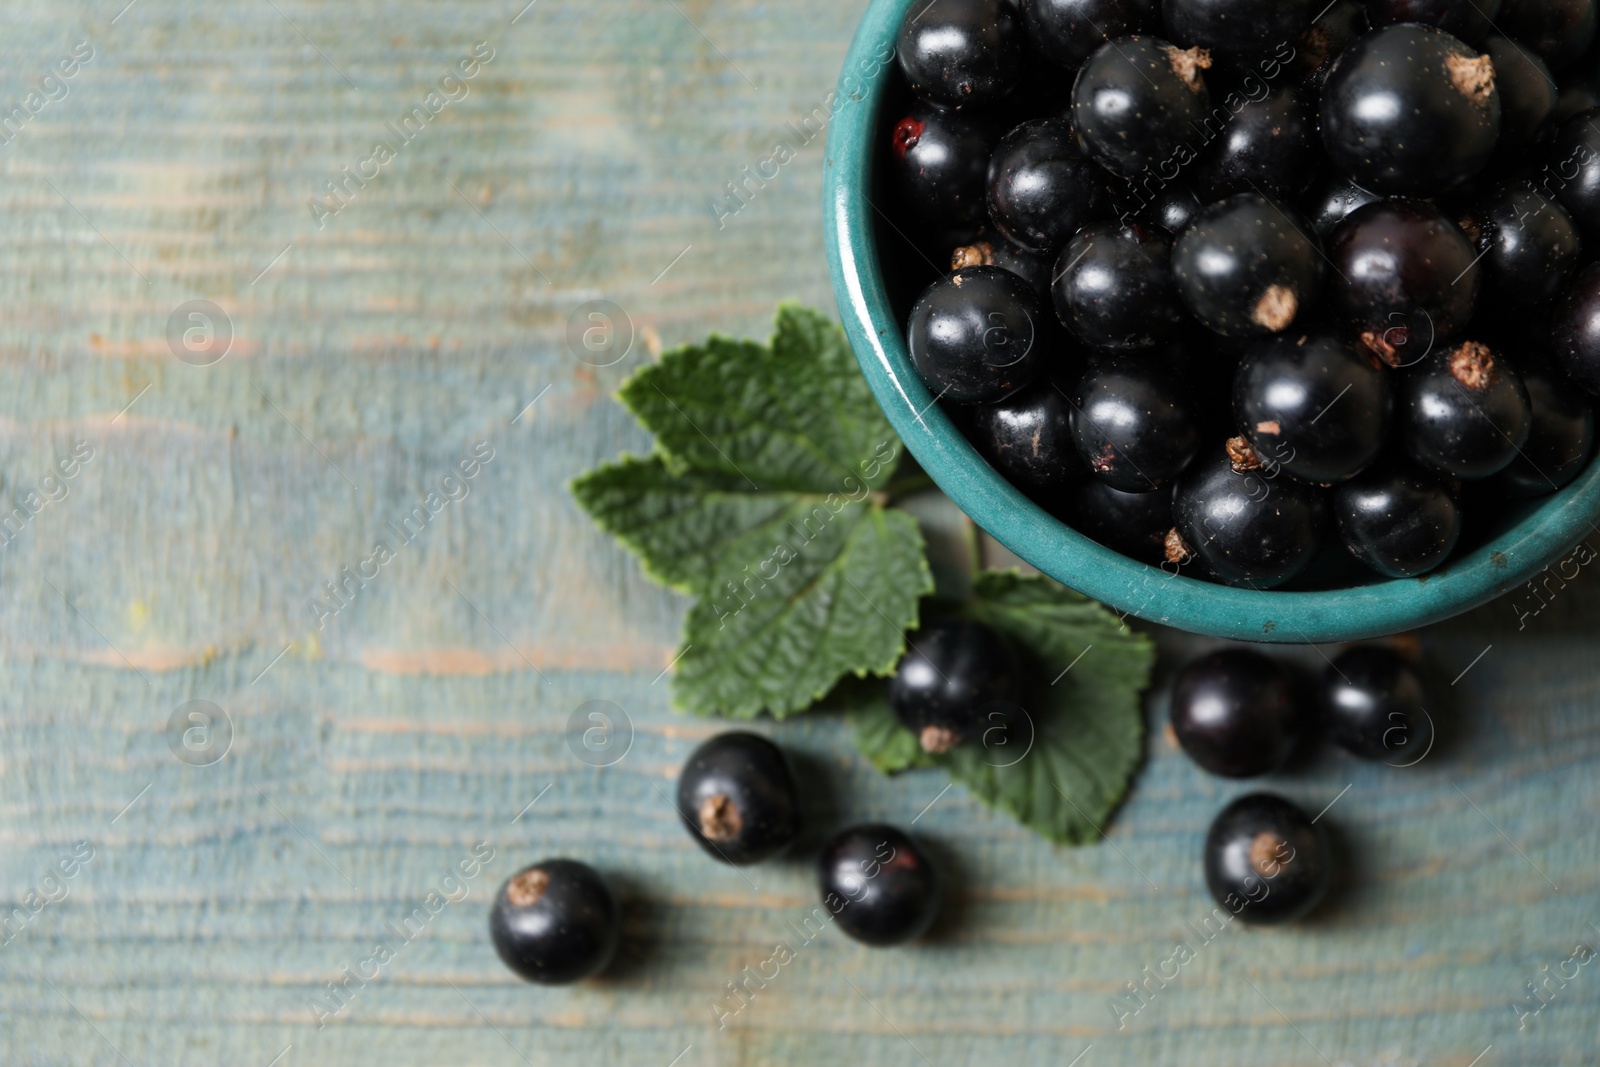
left=0, top=1, right=1597, bottom=1064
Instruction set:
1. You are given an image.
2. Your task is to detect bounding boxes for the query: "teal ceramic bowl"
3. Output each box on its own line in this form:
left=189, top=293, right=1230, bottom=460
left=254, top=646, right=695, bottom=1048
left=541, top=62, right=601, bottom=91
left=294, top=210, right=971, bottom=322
left=822, top=0, right=1600, bottom=643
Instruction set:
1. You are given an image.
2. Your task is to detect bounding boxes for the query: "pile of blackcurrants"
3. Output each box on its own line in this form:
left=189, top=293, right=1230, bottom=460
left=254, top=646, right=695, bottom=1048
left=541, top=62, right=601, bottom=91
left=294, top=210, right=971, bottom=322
left=488, top=733, right=940, bottom=984
left=1173, top=641, right=1434, bottom=922
left=883, top=0, right=1600, bottom=588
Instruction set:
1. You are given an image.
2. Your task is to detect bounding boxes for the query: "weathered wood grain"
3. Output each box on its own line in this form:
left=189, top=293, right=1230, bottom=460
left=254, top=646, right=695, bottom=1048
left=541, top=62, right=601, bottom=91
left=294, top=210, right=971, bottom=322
left=0, top=1, right=1597, bottom=1064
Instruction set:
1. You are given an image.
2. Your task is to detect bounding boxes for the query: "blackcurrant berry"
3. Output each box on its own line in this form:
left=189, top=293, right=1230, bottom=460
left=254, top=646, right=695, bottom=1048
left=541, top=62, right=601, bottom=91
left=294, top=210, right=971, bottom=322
left=1295, top=0, right=1369, bottom=89
left=1071, top=35, right=1213, bottom=178
left=1496, top=0, right=1597, bottom=71
left=1022, top=0, right=1158, bottom=70
left=1172, top=441, right=1327, bottom=588
left=987, top=118, right=1110, bottom=256
left=1460, top=183, right=1582, bottom=312
left=1321, top=645, right=1434, bottom=761
left=1193, top=87, right=1317, bottom=201
left=676, top=732, right=801, bottom=866
left=490, top=860, right=621, bottom=984
left=896, top=0, right=1025, bottom=107
left=1321, top=23, right=1501, bottom=197
left=1549, top=108, right=1600, bottom=237
left=1172, top=193, right=1322, bottom=338
left=1233, top=333, right=1392, bottom=483
left=1552, top=262, right=1600, bottom=396
left=1203, top=793, right=1330, bottom=924
left=1333, top=462, right=1462, bottom=577
left=1301, top=172, right=1381, bottom=238
left=1328, top=200, right=1481, bottom=362
left=1052, top=222, right=1188, bottom=351
left=1554, top=83, right=1600, bottom=127
left=1399, top=341, right=1532, bottom=478
left=1365, top=0, right=1500, bottom=47
left=950, top=236, right=1054, bottom=298
left=1481, top=36, right=1558, bottom=160
left=819, top=825, right=939, bottom=946
left=890, top=618, right=1023, bottom=754
left=1488, top=361, right=1597, bottom=496
left=1070, top=355, right=1203, bottom=491
left=1063, top=480, right=1176, bottom=564
left=1169, top=649, right=1301, bottom=778
left=1162, top=0, right=1315, bottom=54
left=969, top=378, right=1087, bottom=500
left=907, top=266, right=1049, bottom=404
left=1135, top=180, right=1206, bottom=235
left=887, top=100, right=1000, bottom=234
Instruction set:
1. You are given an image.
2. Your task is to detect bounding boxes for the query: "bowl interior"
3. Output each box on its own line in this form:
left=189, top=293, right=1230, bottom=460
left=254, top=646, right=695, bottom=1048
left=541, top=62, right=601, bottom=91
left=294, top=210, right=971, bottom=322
left=822, top=0, right=1600, bottom=642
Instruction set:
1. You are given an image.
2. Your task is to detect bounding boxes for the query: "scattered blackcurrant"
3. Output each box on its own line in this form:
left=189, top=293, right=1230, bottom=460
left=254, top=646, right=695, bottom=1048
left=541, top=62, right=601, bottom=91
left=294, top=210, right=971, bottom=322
left=887, top=100, right=999, bottom=234
left=676, top=732, right=801, bottom=866
left=819, top=825, right=940, bottom=946
left=1052, top=222, right=1188, bottom=351
left=1193, top=87, right=1317, bottom=201
left=1170, top=649, right=1301, bottom=777
left=969, top=377, right=1087, bottom=499
left=890, top=618, right=1024, bottom=754
left=490, top=860, right=621, bottom=984
left=1203, top=793, right=1331, bottom=924
left=1321, top=645, right=1434, bottom=762
left=1070, top=354, right=1202, bottom=491
left=1460, top=183, right=1581, bottom=312
left=1172, top=440, right=1327, bottom=588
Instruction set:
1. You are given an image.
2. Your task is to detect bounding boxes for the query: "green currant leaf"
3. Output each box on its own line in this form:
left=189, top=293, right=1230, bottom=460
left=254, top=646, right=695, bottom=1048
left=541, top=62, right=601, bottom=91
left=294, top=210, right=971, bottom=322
left=849, top=572, right=1154, bottom=844
left=571, top=306, right=930, bottom=719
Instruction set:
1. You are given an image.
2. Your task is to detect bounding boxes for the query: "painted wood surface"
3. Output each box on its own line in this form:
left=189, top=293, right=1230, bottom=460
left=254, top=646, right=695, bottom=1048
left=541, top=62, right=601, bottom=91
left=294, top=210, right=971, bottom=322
left=0, top=2, right=1597, bottom=1064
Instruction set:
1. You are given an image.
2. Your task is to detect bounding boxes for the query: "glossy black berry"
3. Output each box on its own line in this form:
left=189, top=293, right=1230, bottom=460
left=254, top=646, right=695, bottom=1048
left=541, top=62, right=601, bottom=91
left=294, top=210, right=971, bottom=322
left=1203, top=793, right=1330, bottom=924
left=1328, top=200, right=1481, bottom=361
left=1481, top=36, right=1558, bottom=159
left=1333, top=463, right=1462, bottom=577
left=1052, top=222, right=1187, bottom=350
left=987, top=118, right=1110, bottom=256
left=1063, top=480, right=1175, bottom=564
left=1365, top=0, right=1500, bottom=46
left=1496, top=0, right=1597, bottom=70
left=896, top=0, right=1025, bottom=107
left=1321, top=645, right=1434, bottom=761
left=1460, top=183, right=1581, bottom=311
left=1552, top=262, right=1600, bottom=395
left=1295, top=0, right=1369, bottom=89
left=1320, top=23, right=1501, bottom=196
left=1136, top=180, right=1205, bottom=235
left=1169, top=649, right=1301, bottom=777
left=1070, top=355, right=1202, bottom=491
left=1162, top=0, right=1315, bottom=54
left=1551, top=109, right=1600, bottom=237
left=1173, top=441, right=1327, bottom=588
left=969, top=378, right=1086, bottom=499
left=1400, top=341, right=1532, bottom=478
left=907, top=266, right=1048, bottom=404
left=1193, top=87, right=1317, bottom=201
left=887, top=100, right=999, bottom=233
left=1071, top=35, right=1213, bottom=178
left=1489, top=362, right=1597, bottom=496
left=890, top=618, right=1023, bottom=754
left=490, top=860, right=621, bottom=984
left=950, top=235, right=1054, bottom=298
left=676, top=732, right=801, bottom=866
left=1172, top=193, right=1322, bottom=339
left=1022, top=0, right=1157, bottom=69
left=1233, top=333, right=1391, bottom=483
left=1302, top=172, right=1381, bottom=238
left=818, top=825, right=939, bottom=946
